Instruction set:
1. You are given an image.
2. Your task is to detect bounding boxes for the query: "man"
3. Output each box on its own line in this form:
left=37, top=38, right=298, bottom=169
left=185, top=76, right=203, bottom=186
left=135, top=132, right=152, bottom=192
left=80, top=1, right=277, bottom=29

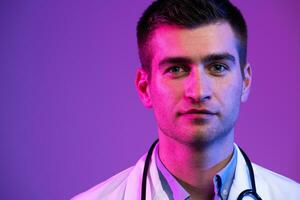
left=73, top=0, right=300, bottom=199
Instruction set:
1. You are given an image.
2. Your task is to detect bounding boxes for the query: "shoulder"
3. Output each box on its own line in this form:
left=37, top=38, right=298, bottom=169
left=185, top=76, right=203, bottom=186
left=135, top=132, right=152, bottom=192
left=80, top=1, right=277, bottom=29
left=71, top=166, right=134, bottom=200
left=253, top=163, right=300, bottom=199
left=71, top=153, right=148, bottom=200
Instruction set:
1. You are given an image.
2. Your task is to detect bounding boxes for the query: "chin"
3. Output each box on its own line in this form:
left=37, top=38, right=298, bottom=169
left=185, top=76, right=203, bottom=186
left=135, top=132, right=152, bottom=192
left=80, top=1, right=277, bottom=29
left=175, top=127, right=229, bottom=149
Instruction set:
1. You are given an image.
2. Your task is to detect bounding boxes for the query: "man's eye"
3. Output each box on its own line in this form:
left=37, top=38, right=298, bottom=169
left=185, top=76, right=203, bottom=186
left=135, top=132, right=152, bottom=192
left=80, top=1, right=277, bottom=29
left=166, top=66, right=189, bottom=76
left=169, top=66, right=184, bottom=73
left=209, top=63, right=229, bottom=74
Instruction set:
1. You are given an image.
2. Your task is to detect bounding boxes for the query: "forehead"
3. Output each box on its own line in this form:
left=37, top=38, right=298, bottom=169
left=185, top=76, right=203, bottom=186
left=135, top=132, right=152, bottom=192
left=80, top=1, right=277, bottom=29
left=149, top=22, right=240, bottom=65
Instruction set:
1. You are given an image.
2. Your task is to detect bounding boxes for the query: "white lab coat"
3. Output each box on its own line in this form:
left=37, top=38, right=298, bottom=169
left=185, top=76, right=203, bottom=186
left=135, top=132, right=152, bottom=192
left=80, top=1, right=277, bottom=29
left=72, top=144, right=300, bottom=200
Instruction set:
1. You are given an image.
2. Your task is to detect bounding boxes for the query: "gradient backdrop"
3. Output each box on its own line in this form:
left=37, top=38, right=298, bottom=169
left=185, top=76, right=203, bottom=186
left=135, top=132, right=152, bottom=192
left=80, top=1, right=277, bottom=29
left=1, top=0, right=300, bottom=199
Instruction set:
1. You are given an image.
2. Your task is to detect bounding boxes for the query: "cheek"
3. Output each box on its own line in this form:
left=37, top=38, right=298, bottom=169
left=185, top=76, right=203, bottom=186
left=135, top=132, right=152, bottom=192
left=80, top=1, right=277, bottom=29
left=150, top=79, right=183, bottom=113
left=225, top=83, right=242, bottom=98
left=217, top=77, right=243, bottom=106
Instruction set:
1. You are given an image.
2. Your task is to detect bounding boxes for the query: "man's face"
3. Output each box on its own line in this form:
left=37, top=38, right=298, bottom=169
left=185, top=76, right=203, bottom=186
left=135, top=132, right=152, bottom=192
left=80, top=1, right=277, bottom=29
left=136, top=22, right=251, bottom=146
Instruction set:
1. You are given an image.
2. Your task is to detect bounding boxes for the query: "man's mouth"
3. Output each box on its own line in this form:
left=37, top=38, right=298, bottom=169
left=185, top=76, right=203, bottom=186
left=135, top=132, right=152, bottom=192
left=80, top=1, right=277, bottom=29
left=179, top=109, right=217, bottom=116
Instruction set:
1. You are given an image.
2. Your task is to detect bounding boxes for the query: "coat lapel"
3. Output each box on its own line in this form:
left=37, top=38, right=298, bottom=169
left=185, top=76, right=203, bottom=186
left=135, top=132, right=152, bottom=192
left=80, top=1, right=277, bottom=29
left=123, top=143, right=168, bottom=200
left=228, top=144, right=253, bottom=200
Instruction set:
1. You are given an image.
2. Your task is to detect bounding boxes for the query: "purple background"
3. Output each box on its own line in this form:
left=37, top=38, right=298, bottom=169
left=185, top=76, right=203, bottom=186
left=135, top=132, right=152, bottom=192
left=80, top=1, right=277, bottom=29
left=1, top=0, right=299, bottom=199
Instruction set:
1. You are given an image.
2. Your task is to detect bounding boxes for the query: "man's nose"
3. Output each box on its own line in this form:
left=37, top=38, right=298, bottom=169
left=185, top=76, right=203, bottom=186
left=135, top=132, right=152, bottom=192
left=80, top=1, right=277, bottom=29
left=185, top=69, right=212, bottom=103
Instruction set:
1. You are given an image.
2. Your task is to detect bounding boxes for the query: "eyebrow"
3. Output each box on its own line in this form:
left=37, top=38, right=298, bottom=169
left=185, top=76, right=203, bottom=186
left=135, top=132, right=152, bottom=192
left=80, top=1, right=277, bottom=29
left=158, top=57, right=193, bottom=67
left=202, top=53, right=236, bottom=64
left=158, top=52, right=236, bottom=68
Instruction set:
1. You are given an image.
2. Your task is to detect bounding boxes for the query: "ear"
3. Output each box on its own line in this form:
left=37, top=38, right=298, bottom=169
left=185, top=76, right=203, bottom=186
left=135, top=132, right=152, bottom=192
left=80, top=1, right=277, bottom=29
left=135, top=68, right=152, bottom=108
left=241, top=63, right=252, bottom=102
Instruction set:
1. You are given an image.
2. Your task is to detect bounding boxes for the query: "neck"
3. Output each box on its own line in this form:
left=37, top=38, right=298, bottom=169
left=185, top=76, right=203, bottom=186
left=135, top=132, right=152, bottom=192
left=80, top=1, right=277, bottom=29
left=158, top=129, right=234, bottom=199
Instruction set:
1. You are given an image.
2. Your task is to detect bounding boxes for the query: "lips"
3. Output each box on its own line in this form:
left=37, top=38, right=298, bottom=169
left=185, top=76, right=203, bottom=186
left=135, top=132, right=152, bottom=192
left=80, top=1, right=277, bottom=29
left=179, top=109, right=217, bottom=116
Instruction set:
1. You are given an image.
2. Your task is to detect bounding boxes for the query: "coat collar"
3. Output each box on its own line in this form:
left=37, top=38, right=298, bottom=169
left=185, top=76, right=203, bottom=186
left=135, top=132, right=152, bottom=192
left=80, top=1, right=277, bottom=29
left=124, top=142, right=258, bottom=200
left=228, top=143, right=254, bottom=200
left=124, top=143, right=168, bottom=199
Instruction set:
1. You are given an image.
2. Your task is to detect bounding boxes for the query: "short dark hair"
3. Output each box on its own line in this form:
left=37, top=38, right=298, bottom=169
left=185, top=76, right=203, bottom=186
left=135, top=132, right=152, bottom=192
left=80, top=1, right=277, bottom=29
left=137, top=0, right=248, bottom=77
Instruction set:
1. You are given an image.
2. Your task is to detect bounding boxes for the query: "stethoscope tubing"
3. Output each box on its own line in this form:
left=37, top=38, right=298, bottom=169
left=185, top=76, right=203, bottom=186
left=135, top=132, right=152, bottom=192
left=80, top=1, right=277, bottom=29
left=141, top=139, right=159, bottom=200
left=141, top=139, right=262, bottom=200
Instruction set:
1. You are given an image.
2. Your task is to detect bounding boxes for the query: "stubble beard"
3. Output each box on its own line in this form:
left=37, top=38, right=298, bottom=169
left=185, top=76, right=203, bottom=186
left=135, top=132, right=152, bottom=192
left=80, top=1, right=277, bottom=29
left=159, top=113, right=238, bottom=151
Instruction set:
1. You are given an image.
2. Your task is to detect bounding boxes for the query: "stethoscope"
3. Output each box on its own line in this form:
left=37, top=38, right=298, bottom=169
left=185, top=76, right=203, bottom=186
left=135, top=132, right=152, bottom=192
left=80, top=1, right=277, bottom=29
left=141, top=139, right=262, bottom=200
